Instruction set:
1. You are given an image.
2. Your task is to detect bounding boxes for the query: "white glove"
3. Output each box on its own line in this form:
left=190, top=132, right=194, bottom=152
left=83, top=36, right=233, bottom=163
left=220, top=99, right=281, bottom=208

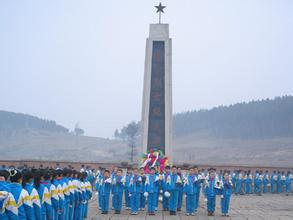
left=220, top=195, right=224, bottom=199
left=95, top=192, right=99, bottom=195
left=144, top=192, right=149, bottom=197
left=204, top=198, right=208, bottom=202
left=160, top=190, right=163, bottom=193
left=164, top=191, right=170, bottom=198
left=129, top=193, right=132, bottom=197
left=184, top=194, right=187, bottom=198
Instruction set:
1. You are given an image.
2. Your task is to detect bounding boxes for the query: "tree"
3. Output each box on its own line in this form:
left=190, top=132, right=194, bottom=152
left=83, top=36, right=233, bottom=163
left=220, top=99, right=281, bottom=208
left=74, top=123, right=84, bottom=136
left=125, top=122, right=140, bottom=164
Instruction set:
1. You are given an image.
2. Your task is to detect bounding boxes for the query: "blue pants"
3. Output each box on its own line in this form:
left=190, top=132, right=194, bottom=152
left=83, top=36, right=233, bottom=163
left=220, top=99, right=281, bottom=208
left=177, top=189, right=183, bottom=209
left=221, top=195, right=231, bottom=214
left=44, top=203, right=53, bottom=220
left=83, top=200, right=88, bottom=218
left=207, top=196, right=216, bottom=213
left=263, top=183, right=269, bottom=193
left=68, top=202, right=74, bottom=220
left=194, top=192, right=200, bottom=211
left=73, top=201, right=79, bottom=220
left=235, top=181, right=242, bottom=194
left=162, top=190, right=170, bottom=209
left=271, top=182, right=277, bottom=193
left=139, top=193, right=146, bottom=209
left=124, top=190, right=130, bottom=208
left=169, top=190, right=179, bottom=212
left=277, top=181, right=282, bottom=193
left=286, top=183, right=291, bottom=193
left=147, top=193, right=157, bottom=213
left=130, top=192, right=140, bottom=213
left=101, top=194, right=110, bottom=212
left=186, top=194, right=195, bottom=214
left=113, top=193, right=123, bottom=211
left=245, top=183, right=252, bottom=194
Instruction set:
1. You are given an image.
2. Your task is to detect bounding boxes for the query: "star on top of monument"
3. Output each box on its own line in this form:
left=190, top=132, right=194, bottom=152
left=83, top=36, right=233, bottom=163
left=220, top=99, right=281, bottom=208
left=155, top=3, right=166, bottom=24
left=155, top=3, right=166, bottom=13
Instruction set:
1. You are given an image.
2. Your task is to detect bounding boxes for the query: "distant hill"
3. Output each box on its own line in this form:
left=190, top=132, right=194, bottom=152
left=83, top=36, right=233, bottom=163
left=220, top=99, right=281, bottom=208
left=173, top=96, right=293, bottom=139
left=0, top=111, right=69, bottom=134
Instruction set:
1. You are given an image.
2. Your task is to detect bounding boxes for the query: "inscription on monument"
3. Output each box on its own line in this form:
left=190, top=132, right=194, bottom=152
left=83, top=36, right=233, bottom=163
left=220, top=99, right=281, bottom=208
left=147, top=41, right=165, bottom=153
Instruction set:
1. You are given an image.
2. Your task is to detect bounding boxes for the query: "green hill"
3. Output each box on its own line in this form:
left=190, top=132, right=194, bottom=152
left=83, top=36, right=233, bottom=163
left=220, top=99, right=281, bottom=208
left=0, top=111, right=68, bottom=133
left=173, top=96, right=293, bottom=138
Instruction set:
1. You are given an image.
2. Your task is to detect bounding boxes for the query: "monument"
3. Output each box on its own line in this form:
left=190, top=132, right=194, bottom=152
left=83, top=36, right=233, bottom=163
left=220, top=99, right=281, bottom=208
left=141, top=3, right=173, bottom=163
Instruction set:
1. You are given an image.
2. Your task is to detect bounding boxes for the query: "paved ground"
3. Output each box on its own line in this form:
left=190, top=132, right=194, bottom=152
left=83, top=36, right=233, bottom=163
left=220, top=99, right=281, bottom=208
left=87, top=193, right=293, bottom=220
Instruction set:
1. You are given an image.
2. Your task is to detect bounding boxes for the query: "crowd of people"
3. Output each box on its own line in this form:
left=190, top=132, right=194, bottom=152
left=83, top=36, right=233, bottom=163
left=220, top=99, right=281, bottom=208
left=0, top=164, right=92, bottom=220
left=95, top=165, right=292, bottom=217
left=1, top=163, right=292, bottom=219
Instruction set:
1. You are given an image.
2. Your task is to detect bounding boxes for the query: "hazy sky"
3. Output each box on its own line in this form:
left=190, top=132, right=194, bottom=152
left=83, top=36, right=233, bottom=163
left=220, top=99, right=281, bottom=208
left=1, top=0, right=293, bottom=138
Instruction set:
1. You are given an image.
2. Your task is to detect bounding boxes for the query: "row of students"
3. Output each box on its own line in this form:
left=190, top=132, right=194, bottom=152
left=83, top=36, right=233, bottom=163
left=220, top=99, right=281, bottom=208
left=0, top=167, right=92, bottom=220
left=94, top=165, right=238, bottom=217
left=231, top=170, right=292, bottom=195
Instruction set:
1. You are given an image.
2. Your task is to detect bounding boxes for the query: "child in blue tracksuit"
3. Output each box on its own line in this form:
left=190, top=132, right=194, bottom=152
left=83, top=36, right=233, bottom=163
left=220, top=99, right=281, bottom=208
left=285, top=171, right=292, bottom=195
left=111, top=169, right=124, bottom=214
left=271, top=170, right=278, bottom=193
left=244, top=171, right=252, bottom=194
left=204, top=168, right=218, bottom=216
left=129, top=167, right=143, bottom=215
left=183, top=167, right=195, bottom=216
left=100, top=170, right=112, bottom=214
left=161, top=166, right=170, bottom=211
left=263, top=170, right=270, bottom=193
left=177, top=167, right=183, bottom=212
left=280, top=171, right=286, bottom=193
left=95, top=169, right=104, bottom=210
left=139, top=168, right=146, bottom=211
left=124, top=169, right=132, bottom=210
left=220, top=172, right=233, bottom=217
left=22, top=170, right=42, bottom=220
left=254, top=171, right=263, bottom=196
left=193, top=166, right=203, bottom=213
left=0, top=169, right=18, bottom=220
left=144, top=167, right=159, bottom=215
left=42, top=170, right=58, bottom=220
left=9, top=169, right=35, bottom=220
left=166, top=165, right=182, bottom=215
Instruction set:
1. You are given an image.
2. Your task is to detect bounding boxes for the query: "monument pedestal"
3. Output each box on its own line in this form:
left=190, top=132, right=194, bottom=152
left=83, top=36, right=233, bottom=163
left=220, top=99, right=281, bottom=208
left=141, top=24, right=173, bottom=163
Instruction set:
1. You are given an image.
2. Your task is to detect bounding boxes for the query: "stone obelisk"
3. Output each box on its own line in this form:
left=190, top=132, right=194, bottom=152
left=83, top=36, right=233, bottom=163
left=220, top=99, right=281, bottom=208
left=141, top=3, right=172, bottom=163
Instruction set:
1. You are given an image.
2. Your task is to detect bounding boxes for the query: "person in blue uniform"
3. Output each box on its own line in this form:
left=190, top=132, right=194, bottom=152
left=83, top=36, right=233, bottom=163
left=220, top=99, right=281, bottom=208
left=0, top=169, right=18, bottom=220
left=193, top=166, right=203, bottom=213
left=177, top=167, right=183, bottom=212
left=271, top=170, right=278, bottom=193
left=42, top=169, right=58, bottom=220
left=285, top=171, right=292, bottom=196
left=112, top=168, right=124, bottom=214
left=204, top=168, right=218, bottom=216
left=95, top=168, right=104, bottom=211
left=139, top=168, right=146, bottom=211
left=123, top=168, right=132, bottom=210
left=220, top=171, right=233, bottom=217
left=22, top=170, right=42, bottom=220
left=100, top=170, right=112, bottom=214
left=244, top=170, right=253, bottom=194
left=254, top=170, right=263, bottom=196
left=129, top=167, right=142, bottom=215
left=166, top=165, right=182, bottom=215
left=263, top=170, right=270, bottom=193
left=183, top=167, right=195, bottom=216
left=52, top=169, right=65, bottom=220
left=9, top=169, right=35, bottom=220
left=144, top=167, right=159, bottom=216
left=161, top=166, right=170, bottom=211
